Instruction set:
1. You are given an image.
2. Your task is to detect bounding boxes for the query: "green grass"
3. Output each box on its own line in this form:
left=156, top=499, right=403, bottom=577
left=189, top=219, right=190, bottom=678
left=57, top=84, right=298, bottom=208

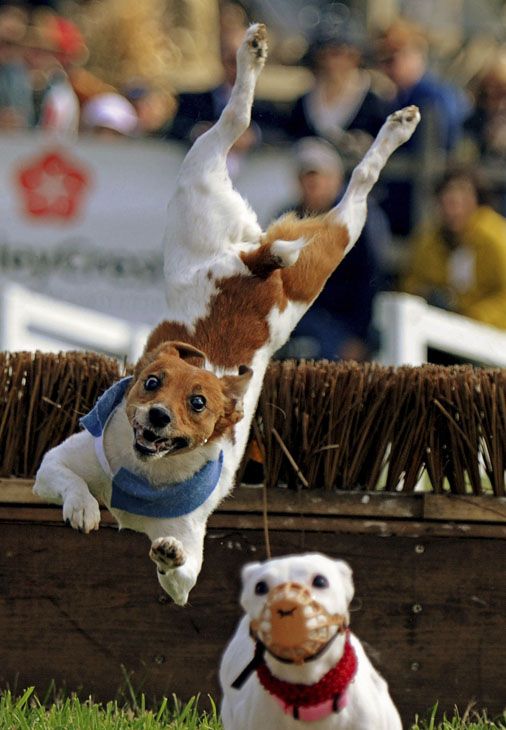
left=0, top=689, right=505, bottom=729
left=0, top=689, right=222, bottom=729
left=412, top=704, right=506, bottom=730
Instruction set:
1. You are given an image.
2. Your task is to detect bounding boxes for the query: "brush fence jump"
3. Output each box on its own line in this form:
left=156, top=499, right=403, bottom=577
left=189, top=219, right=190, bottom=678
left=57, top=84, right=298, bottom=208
left=0, top=351, right=505, bottom=724
left=375, top=291, right=506, bottom=367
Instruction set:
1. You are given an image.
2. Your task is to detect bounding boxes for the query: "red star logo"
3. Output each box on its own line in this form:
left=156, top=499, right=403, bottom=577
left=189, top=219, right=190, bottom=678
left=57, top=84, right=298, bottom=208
left=16, top=149, right=89, bottom=221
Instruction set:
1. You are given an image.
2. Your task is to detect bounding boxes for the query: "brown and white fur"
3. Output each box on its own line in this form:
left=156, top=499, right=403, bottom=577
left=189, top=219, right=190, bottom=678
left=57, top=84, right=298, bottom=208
left=220, top=553, right=402, bottom=730
left=34, top=24, right=419, bottom=605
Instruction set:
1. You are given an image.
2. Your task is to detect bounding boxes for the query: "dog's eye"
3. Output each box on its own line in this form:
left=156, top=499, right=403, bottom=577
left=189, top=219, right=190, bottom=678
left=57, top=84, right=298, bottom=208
left=254, top=580, right=269, bottom=595
left=189, top=394, right=207, bottom=412
left=312, top=574, right=329, bottom=589
left=144, top=376, right=161, bottom=391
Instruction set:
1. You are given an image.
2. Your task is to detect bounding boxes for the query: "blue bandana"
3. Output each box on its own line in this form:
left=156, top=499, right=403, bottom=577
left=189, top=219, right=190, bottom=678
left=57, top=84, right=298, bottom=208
left=80, top=378, right=223, bottom=519
left=80, top=376, right=133, bottom=437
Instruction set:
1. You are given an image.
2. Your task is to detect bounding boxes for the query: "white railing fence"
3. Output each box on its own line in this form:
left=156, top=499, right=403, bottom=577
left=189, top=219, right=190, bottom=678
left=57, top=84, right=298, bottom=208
left=374, top=292, right=506, bottom=367
left=1, top=285, right=505, bottom=369
left=0, top=283, right=150, bottom=362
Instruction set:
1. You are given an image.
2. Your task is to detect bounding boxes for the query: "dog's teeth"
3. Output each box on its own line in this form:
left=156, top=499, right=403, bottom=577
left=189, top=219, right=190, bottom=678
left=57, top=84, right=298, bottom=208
left=306, top=618, right=318, bottom=629
left=260, top=621, right=271, bottom=634
left=303, top=605, right=315, bottom=617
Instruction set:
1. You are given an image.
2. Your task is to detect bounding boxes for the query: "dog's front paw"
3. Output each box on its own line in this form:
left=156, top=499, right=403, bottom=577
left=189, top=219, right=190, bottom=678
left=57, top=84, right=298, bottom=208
left=149, top=536, right=186, bottom=574
left=63, top=492, right=101, bottom=533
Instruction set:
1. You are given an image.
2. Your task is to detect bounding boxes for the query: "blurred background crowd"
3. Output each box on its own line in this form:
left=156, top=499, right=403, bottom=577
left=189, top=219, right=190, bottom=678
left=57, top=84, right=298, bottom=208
left=2, top=0, right=506, bottom=363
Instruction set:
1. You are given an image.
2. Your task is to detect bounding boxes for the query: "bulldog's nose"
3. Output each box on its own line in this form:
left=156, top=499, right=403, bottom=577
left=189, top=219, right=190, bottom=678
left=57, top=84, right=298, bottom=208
left=277, top=605, right=297, bottom=619
left=149, top=406, right=171, bottom=428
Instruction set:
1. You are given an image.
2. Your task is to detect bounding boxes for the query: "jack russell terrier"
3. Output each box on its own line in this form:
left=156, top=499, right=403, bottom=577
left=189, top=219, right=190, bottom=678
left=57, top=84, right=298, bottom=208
left=220, top=553, right=402, bottom=730
left=34, top=24, right=419, bottom=605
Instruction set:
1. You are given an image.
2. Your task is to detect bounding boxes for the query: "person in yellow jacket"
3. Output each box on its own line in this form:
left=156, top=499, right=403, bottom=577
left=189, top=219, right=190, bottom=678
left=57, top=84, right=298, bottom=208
left=403, top=169, right=506, bottom=330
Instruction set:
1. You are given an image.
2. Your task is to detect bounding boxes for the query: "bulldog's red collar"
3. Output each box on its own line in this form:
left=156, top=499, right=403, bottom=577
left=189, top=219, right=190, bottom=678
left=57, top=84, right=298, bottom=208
left=232, top=631, right=358, bottom=722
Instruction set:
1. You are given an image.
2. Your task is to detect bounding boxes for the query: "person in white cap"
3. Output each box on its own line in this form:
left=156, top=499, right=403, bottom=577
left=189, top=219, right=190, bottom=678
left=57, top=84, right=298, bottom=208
left=81, top=92, right=139, bottom=138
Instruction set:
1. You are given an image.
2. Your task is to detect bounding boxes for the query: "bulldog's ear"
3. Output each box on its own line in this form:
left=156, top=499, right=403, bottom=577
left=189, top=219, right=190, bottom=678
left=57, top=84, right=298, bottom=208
left=335, top=559, right=354, bottom=609
left=241, top=560, right=262, bottom=587
left=240, top=560, right=264, bottom=613
left=134, top=340, right=207, bottom=377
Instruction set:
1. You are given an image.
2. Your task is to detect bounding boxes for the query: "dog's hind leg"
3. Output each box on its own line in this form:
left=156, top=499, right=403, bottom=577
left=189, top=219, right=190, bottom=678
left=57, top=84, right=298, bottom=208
left=332, top=105, right=421, bottom=252
left=262, top=106, right=421, bottom=306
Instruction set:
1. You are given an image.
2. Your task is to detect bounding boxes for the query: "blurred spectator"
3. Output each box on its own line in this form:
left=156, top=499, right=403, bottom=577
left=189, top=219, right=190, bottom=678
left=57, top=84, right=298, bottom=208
left=21, top=10, right=86, bottom=135
left=287, top=22, right=387, bottom=156
left=375, top=18, right=470, bottom=236
left=277, top=137, right=388, bottom=361
left=123, top=81, right=175, bottom=137
left=71, top=0, right=212, bottom=96
left=465, top=54, right=506, bottom=159
left=0, top=4, right=33, bottom=128
left=376, top=19, right=469, bottom=153
left=402, top=168, right=506, bottom=330
left=81, top=92, right=139, bottom=138
left=168, top=22, right=286, bottom=175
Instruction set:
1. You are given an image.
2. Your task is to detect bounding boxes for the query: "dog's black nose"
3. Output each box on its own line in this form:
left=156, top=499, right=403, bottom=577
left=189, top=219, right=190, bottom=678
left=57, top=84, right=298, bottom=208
left=148, top=406, right=171, bottom=428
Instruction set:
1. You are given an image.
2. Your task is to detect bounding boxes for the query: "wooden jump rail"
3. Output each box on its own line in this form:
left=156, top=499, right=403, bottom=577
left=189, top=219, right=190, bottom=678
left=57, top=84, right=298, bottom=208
left=2, top=479, right=506, bottom=539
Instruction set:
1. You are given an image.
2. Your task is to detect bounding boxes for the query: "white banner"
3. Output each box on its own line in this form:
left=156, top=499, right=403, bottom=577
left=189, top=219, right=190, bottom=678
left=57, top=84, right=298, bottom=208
left=0, top=132, right=297, bottom=327
left=0, top=132, right=185, bottom=326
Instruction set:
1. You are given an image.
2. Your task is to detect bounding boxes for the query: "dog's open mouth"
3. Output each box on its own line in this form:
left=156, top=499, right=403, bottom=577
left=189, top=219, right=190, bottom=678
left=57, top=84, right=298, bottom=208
left=133, top=425, right=190, bottom=458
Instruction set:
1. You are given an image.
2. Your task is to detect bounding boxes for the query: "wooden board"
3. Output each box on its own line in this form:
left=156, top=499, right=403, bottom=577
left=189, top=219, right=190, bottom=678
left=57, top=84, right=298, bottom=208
left=2, top=479, right=506, bottom=523
left=0, top=516, right=505, bottom=725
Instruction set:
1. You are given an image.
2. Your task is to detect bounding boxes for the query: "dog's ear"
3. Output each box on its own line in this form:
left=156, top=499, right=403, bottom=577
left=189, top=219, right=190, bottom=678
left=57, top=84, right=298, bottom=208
left=241, top=560, right=262, bottom=587
left=134, top=340, right=207, bottom=377
left=222, top=365, right=253, bottom=403
left=335, top=559, right=354, bottom=611
left=169, top=341, right=207, bottom=367
left=240, top=560, right=264, bottom=613
left=212, top=365, right=253, bottom=436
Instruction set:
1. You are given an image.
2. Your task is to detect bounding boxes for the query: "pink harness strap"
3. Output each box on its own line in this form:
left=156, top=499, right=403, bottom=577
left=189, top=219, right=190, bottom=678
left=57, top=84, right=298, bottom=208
left=273, top=690, right=348, bottom=721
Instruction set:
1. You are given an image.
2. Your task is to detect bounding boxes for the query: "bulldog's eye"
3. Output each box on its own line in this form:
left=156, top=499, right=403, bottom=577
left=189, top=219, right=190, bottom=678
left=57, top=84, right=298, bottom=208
left=312, top=574, right=329, bottom=589
left=254, top=580, right=269, bottom=596
left=189, top=394, right=207, bottom=412
left=144, top=376, right=161, bottom=391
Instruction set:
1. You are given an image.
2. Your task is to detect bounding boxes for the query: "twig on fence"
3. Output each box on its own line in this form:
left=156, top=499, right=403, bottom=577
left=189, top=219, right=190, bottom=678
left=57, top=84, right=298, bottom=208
left=252, top=419, right=271, bottom=559
left=271, top=427, right=309, bottom=488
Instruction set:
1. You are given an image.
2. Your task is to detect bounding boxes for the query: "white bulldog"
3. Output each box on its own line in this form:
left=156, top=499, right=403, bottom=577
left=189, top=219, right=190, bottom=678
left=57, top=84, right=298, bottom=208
left=220, top=553, right=402, bottom=730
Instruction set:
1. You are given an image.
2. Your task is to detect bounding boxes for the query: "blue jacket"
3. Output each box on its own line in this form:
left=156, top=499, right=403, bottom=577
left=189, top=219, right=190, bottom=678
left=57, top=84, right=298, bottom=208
left=388, top=72, right=470, bottom=153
